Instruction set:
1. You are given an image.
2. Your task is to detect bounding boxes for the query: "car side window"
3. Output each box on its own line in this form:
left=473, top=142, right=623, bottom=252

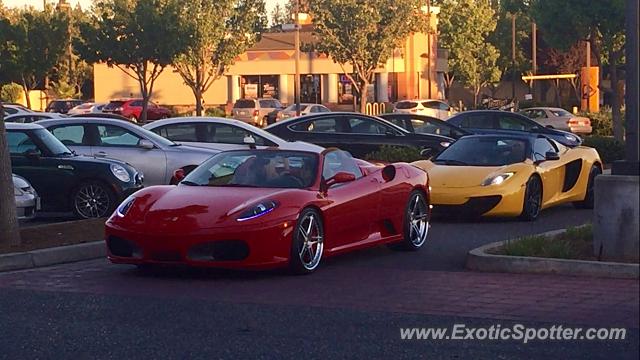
left=457, top=114, right=494, bottom=129
left=497, top=115, right=537, bottom=131
left=386, top=117, right=406, bottom=129
left=50, top=125, right=87, bottom=146
left=208, top=123, right=270, bottom=146
left=411, top=118, right=454, bottom=137
left=130, top=101, right=143, bottom=107
left=97, top=125, right=142, bottom=147
left=7, top=131, right=40, bottom=155
left=5, top=107, right=18, bottom=115
left=156, top=124, right=198, bottom=142
left=421, top=101, right=440, bottom=109
left=322, top=150, right=363, bottom=182
left=290, top=117, right=338, bottom=133
left=533, top=138, right=556, bottom=162
left=346, top=116, right=389, bottom=135
left=439, top=102, right=450, bottom=111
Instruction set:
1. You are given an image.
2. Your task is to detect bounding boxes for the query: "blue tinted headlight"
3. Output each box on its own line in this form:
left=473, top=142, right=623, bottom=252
left=237, top=200, right=278, bottom=222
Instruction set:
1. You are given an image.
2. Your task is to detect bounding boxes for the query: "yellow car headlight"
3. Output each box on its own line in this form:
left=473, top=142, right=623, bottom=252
left=481, top=172, right=515, bottom=186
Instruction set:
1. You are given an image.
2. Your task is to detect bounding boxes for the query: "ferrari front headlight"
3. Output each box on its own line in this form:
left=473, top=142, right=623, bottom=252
left=237, top=200, right=278, bottom=222
left=481, top=172, right=514, bottom=186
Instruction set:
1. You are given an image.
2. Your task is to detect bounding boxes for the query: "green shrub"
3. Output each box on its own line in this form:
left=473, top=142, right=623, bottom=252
left=364, top=145, right=424, bottom=163
left=205, top=107, right=227, bottom=117
left=1, top=83, right=23, bottom=103
left=582, top=136, right=625, bottom=164
left=578, top=107, right=625, bottom=137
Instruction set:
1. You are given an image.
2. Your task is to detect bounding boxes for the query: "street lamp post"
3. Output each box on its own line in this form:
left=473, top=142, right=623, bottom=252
left=511, top=13, right=516, bottom=101
left=294, top=0, right=301, bottom=116
left=426, top=0, right=432, bottom=99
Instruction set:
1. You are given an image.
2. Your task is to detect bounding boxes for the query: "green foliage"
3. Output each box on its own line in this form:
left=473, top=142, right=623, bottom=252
left=501, top=224, right=593, bottom=260
left=205, top=107, right=228, bottom=118
left=173, top=0, right=266, bottom=115
left=486, top=0, right=531, bottom=76
left=308, top=0, right=429, bottom=113
left=77, top=0, right=191, bottom=121
left=1, top=82, right=23, bottom=103
left=582, top=136, right=625, bottom=164
left=578, top=107, right=626, bottom=137
left=364, top=145, right=424, bottom=163
left=49, top=79, right=81, bottom=99
left=437, top=0, right=501, bottom=106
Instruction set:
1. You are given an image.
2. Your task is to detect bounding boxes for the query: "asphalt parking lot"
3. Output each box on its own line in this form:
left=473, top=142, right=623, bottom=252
left=2, top=205, right=638, bottom=358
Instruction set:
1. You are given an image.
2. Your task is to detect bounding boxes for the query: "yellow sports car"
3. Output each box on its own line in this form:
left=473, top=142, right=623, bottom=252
left=412, top=133, right=602, bottom=220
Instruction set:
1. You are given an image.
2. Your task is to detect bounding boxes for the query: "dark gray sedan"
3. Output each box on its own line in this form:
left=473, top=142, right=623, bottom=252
left=37, top=118, right=220, bottom=185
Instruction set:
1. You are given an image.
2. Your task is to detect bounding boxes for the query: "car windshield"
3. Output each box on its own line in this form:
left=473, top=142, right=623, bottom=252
left=182, top=150, right=319, bottom=189
left=550, top=109, right=572, bottom=117
left=434, top=137, right=528, bottom=166
left=234, top=100, right=255, bottom=108
left=32, top=128, right=73, bottom=156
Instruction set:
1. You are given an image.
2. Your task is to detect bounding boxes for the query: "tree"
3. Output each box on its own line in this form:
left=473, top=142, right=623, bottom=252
left=76, top=0, right=189, bottom=122
left=174, top=0, right=266, bottom=116
left=487, top=0, right=531, bottom=77
left=530, top=0, right=625, bottom=142
left=269, top=3, right=288, bottom=30
left=5, top=6, right=69, bottom=109
left=308, top=0, right=429, bottom=113
left=437, top=0, right=502, bottom=107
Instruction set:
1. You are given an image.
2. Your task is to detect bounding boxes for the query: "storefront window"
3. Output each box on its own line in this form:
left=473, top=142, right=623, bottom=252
left=338, top=75, right=354, bottom=105
left=241, top=75, right=279, bottom=99
left=301, top=74, right=322, bottom=103
left=388, top=73, right=399, bottom=103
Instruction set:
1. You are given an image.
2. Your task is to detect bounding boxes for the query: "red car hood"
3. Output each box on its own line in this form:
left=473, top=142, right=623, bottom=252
left=130, top=185, right=298, bottom=233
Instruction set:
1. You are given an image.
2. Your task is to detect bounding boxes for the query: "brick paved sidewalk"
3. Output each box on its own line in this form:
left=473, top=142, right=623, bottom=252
left=0, top=259, right=637, bottom=328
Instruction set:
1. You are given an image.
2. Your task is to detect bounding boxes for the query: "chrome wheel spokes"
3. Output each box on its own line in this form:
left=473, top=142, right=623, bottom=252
left=75, top=184, right=110, bottom=218
left=408, top=194, right=429, bottom=247
left=298, top=214, right=323, bottom=270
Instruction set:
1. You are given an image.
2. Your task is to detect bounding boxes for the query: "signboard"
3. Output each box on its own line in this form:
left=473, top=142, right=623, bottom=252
left=244, top=84, right=258, bottom=99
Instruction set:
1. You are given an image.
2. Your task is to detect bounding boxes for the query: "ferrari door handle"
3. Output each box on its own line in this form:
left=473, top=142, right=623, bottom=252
left=95, top=151, right=108, bottom=157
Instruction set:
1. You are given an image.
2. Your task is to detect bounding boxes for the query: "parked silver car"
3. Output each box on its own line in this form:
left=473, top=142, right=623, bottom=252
left=520, top=107, right=592, bottom=134
left=232, top=98, right=283, bottom=127
left=143, top=117, right=323, bottom=152
left=36, top=118, right=220, bottom=185
left=277, top=103, right=331, bottom=121
left=13, top=174, right=40, bottom=220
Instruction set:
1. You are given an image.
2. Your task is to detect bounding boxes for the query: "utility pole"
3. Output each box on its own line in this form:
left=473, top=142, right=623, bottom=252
left=511, top=13, right=516, bottom=101
left=426, top=0, right=432, bottom=99
left=585, top=40, right=591, bottom=111
left=294, top=0, right=301, bottom=116
left=532, top=22, right=537, bottom=101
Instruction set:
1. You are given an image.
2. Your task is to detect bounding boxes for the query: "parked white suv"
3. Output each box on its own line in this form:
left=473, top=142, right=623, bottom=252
left=393, top=99, right=454, bottom=120
left=232, top=98, right=283, bottom=127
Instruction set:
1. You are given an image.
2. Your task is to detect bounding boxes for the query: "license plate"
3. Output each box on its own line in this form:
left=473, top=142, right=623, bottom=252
left=239, top=111, right=247, bottom=116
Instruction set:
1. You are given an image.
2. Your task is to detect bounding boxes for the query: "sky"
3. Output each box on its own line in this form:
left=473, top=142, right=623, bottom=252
left=3, top=0, right=286, bottom=15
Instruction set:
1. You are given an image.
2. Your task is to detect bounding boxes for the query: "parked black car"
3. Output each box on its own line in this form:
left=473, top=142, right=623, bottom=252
left=45, top=99, right=85, bottom=114
left=264, top=112, right=454, bottom=160
left=445, top=110, right=582, bottom=147
left=378, top=113, right=470, bottom=139
left=5, top=123, right=144, bottom=218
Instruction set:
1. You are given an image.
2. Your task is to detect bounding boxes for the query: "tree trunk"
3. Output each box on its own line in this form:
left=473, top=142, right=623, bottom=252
left=0, top=105, right=21, bottom=247
left=195, top=88, right=203, bottom=117
left=21, top=79, right=31, bottom=110
left=359, top=82, right=368, bottom=114
left=140, top=96, right=149, bottom=123
left=609, top=55, right=623, bottom=142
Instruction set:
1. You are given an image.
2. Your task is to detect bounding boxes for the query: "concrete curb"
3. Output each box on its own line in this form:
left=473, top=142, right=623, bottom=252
left=0, top=241, right=105, bottom=272
left=466, top=228, right=639, bottom=279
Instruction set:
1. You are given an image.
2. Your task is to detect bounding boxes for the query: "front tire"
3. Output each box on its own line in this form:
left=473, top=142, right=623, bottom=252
left=520, top=176, right=542, bottom=221
left=72, top=181, right=116, bottom=219
left=289, top=208, right=324, bottom=275
left=573, top=165, right=601, bottom=209
left=390, top=190, right=430, bottom=251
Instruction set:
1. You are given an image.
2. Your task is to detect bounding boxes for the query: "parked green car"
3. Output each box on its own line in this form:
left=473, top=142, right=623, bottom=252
left=5, top=123, right=144, bottom=218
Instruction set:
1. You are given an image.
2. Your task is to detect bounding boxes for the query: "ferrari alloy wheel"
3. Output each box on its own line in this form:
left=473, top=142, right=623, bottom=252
left=520, top=176, right=542, bottom=221
left=392, top=190, right=430, bottom=251
left=573, top=165, right=601, bottom=209
left=72, top=181, right=116, bottom=219
left=290, top=208, right=324, bottom=274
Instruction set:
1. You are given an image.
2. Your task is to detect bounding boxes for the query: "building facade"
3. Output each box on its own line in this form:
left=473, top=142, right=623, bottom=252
left=93, top=8, right=447, bottom=109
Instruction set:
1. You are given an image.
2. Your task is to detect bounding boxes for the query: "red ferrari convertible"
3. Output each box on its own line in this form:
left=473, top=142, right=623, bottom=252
left=105, top=147, right=431, bottom=274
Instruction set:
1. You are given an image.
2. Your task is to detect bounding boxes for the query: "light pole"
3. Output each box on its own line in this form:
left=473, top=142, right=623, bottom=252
left=294, top=0, right=301, bottom=116
left=511, top=13, right=516, bottom=101
left=426, top=0, right=432, bottom=99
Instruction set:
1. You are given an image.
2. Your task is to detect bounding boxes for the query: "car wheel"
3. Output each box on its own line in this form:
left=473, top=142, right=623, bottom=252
left=389, top=190, right=430, bottom=251
left=72, top=181, right=116, bottom=219
left=289, top=208, right=324, bottom=275
left=573, top=165, right=601, bottom=209
left=520, top=175, right=542, bottom=221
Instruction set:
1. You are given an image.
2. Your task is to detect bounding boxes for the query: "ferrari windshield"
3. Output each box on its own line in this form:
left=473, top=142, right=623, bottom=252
left=434, top=136, right=528, bottom=166
left=182, top=150, right=319, bottom=188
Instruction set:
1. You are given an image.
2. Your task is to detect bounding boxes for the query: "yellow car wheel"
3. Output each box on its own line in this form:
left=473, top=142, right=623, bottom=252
left=573, top=165, right=601, bottom=209
left=520, top=176, right=542, bottom=221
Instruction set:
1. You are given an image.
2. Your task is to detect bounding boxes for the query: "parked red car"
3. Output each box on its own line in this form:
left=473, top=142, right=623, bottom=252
left=102, top=98, right=172, bottom=123
left=105, top=148, right=431, bottom=274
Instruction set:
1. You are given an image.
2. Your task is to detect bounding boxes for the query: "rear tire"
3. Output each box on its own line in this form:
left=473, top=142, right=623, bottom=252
left=289, top=208, right=324, bottom=275
left=520, top=176, right=542, bottom=221
left=389, top=190, right=430, bottom=251
left=573, top=165, right=601, bottom=209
